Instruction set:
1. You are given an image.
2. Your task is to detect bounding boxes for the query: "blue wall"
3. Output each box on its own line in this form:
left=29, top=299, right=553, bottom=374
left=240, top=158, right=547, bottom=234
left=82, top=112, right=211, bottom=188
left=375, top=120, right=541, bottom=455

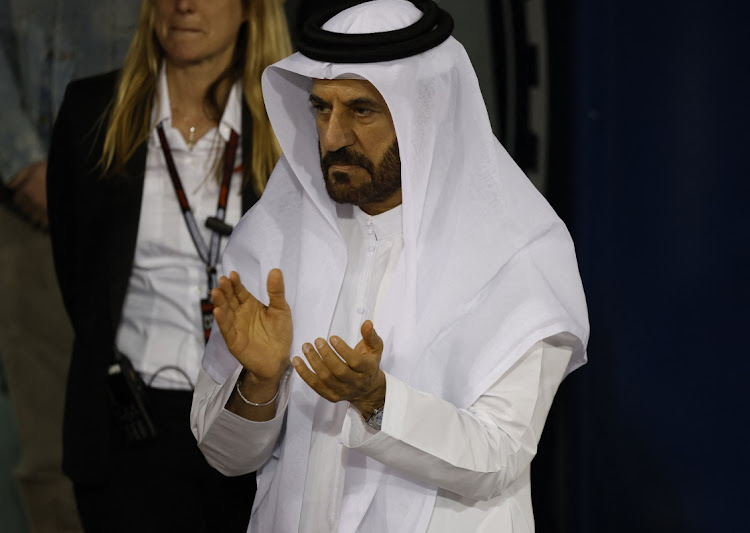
left=535, top=1, right=750, bottom=531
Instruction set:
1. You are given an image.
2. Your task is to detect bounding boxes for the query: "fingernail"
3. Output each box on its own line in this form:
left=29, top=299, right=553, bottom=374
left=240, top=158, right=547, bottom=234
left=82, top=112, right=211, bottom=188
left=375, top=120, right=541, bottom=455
left=330, top=336, right=339, bottom=346
left=315, top=338, right=325, bottom=349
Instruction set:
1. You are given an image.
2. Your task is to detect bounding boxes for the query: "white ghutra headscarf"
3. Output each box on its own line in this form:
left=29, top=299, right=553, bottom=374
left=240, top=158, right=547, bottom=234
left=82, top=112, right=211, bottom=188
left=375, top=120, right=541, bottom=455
left=202, top=1, right=589, bottom=531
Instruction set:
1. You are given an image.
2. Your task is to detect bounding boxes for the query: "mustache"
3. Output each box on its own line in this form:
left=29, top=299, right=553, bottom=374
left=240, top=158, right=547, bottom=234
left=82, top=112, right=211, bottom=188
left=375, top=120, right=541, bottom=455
left=320, top=147, right=375, bottom=176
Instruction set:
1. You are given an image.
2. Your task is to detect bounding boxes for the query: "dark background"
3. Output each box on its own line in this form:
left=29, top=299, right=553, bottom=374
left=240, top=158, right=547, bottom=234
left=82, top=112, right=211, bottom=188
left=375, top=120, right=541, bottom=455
left=520, top=1, right=749, bottom=531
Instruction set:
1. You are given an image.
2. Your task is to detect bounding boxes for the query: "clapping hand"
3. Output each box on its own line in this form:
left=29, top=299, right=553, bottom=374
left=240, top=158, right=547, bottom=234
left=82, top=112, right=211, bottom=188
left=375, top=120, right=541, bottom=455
left=293, top=320, right=386, bottom=417
left=212, top=269, right=293, bottom=385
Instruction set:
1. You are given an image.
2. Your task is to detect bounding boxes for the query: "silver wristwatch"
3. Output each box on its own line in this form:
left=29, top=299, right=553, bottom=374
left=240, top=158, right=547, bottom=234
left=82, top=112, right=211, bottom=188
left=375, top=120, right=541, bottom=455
left=365, top=406, right=384, bottom=431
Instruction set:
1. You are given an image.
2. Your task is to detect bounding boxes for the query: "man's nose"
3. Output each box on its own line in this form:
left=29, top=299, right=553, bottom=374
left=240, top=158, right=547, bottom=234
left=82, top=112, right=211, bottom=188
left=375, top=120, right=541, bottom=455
left=320, top=112, right=355, bottom=152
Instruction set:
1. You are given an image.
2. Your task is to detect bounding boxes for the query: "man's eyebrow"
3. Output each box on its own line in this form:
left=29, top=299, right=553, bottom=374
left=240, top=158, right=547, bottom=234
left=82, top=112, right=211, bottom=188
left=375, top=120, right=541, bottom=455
left=346, top=97, right=381, bottom=109
left=309, top=94, right=327, bottom=106
left=308, top=93, right=383, bottom=110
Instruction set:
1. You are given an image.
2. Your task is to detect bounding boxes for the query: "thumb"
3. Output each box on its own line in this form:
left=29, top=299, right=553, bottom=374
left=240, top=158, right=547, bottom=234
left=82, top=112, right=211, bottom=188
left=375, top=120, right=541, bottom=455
left=266, top=268, right=288, bottom=310
left=360, top=320, right=382, bottom=352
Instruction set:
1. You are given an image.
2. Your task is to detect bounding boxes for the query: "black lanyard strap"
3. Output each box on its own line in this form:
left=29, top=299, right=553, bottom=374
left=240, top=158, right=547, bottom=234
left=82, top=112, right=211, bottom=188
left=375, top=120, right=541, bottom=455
left=156, top=124, right=239, bottom=291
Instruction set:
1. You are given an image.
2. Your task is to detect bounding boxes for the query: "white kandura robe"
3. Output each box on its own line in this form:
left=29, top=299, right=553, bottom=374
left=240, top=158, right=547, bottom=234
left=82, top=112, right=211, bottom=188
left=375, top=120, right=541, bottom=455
left=193, top=1, right=589, bottom=531
left=191, top=204, right=575, bottom=532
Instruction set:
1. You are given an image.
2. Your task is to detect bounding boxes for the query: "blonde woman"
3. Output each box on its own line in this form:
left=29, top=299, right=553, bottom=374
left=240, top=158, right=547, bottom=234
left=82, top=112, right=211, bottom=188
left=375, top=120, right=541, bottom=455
left=46, top=0, right=291, bottom=530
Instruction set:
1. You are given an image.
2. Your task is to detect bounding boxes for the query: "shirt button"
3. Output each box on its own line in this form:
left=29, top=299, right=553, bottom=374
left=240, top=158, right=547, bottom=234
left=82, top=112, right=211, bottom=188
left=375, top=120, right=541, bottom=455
left=368, top=245, right=376, bottom=252
left=367, top=228, right=374, bottom=235
left=357, top=308, right=365, bottom=314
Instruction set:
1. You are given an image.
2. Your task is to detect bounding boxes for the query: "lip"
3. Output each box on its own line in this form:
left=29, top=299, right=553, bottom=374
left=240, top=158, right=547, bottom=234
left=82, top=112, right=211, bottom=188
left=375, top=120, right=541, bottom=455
left=329, top=164, right=359, bottom=172
left=171, top=26, right=201, bottom=33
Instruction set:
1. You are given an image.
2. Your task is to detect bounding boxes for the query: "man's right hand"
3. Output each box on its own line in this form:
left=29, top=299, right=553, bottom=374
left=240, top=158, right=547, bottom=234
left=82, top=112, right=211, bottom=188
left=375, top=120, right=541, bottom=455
left=212, top=269, right=293, bottom=389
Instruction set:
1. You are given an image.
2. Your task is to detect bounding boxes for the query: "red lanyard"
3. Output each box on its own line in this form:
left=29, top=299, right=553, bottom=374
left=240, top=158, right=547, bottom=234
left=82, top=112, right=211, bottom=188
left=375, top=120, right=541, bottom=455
left=156, top=124, right=239, bottom=343
left=156, top=123, right=239, bottom=290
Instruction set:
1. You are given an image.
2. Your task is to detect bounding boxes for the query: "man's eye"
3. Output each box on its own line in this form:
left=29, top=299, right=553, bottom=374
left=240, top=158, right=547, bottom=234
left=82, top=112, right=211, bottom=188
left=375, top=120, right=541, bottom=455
left=355, top=108, right=374, bottom=117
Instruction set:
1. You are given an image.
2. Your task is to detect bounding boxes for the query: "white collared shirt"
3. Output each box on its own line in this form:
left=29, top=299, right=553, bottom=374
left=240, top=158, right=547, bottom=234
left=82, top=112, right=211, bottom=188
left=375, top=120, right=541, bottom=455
left=115, top=65, right=244, bottom=389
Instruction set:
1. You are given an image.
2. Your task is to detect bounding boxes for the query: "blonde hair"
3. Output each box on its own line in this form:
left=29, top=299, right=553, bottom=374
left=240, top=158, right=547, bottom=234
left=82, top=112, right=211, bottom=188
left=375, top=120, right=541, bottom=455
left=100, top=0, right=292, bottom=195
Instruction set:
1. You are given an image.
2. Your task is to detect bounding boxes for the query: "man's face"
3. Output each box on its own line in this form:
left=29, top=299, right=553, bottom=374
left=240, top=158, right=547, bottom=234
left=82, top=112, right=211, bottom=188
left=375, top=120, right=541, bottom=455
left=310, top=79, right=401, bottom=215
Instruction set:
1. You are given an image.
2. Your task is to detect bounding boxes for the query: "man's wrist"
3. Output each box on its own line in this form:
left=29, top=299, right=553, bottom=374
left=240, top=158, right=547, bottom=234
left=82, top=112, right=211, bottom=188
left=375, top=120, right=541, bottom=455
left=352, top=370, right=387, bottom=419
left=237, top=369, right=283, bottom=406
left=226, top=368, right=288, bottom=422
left=236, top=379, right=279, bottom=407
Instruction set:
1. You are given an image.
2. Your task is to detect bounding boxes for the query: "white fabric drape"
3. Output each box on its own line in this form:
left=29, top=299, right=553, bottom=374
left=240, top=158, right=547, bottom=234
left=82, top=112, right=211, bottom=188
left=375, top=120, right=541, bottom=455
left=199, top=1, right=589, bottom=531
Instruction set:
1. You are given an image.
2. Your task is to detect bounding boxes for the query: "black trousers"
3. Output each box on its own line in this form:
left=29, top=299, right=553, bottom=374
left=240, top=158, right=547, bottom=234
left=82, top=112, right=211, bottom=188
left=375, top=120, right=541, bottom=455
left=74, top=387, right=255, bottom=533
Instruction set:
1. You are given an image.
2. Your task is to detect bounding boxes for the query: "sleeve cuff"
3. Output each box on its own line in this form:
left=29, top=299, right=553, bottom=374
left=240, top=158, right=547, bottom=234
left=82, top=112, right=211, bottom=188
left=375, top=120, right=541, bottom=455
left=195, top=366, right=292, bottom=475
left=341, top=372, right=409, bottom=448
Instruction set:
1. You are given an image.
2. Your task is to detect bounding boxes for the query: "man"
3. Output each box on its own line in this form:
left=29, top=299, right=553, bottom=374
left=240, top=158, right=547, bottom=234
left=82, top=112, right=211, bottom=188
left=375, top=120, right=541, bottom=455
left=191, top=1, right=589, bottom=531
left=0, top=1, right=139, bottom=530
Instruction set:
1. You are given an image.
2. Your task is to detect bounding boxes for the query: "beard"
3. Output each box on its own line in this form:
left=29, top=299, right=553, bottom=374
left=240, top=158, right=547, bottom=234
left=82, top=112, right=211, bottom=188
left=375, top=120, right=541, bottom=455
left=319, top=140, right=401, bottom=207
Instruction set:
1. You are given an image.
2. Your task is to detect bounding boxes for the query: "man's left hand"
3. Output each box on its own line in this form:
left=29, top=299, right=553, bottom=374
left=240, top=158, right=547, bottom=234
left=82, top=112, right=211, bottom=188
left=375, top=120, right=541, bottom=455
left=293, top=320, right=386, bottom=418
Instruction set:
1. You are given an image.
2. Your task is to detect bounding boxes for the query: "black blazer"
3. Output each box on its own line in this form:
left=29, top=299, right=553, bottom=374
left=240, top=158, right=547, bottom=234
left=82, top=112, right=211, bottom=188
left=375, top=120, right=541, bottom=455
left=47, top=71, right=260, bottom=483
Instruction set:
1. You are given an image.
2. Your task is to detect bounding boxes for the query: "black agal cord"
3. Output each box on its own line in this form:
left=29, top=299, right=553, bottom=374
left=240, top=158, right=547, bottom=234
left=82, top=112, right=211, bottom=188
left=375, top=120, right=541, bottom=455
left=297, top=0, right=454, bottom=63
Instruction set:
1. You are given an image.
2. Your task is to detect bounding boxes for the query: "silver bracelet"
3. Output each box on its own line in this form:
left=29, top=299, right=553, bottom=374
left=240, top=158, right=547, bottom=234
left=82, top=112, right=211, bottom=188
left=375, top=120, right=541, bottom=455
left=235, top=379, right=279, bottom=407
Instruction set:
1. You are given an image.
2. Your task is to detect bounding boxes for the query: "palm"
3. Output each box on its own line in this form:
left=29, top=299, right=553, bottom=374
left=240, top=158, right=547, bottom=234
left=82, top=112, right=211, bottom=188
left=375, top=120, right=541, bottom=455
left=292, top=320, right=385, bottom=411
left=213, top=269, right=293, bottom=381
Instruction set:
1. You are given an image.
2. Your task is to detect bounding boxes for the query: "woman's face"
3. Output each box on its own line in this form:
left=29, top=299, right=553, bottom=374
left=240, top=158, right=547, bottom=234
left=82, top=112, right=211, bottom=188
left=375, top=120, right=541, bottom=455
left=154, top=0, right=247, bottom=69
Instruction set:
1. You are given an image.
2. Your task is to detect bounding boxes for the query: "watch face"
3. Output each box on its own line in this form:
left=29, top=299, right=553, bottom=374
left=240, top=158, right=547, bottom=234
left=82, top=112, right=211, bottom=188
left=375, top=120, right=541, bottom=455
left=367, top=407, right=384, bottom=430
